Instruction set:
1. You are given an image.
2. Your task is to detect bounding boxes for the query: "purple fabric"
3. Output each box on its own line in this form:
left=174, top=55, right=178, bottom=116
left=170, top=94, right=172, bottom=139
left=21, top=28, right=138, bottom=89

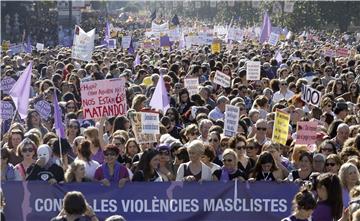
left=25, top=35, right=32, bottom=53
left=53, top=91, right=65, bottom=138
left=9, top=62, right=32, bottom=119
left=259, top=11, right=272, bottom=43
left=92, top=148, right=104, bottom=164
left=149, top=74, right=170, bottom=112
left=220, top=167, right=235, bottom=182
left=312, top=201, right=332, bottom=221
left=102, top=162, right=121, bottom=182
left=134, top=53, right=141, bottom=67
left=160, top=35, right=171, bottom=47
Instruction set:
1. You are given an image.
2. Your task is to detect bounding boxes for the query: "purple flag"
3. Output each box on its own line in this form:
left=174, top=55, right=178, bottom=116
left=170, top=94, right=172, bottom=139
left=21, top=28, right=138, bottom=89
left=149, top=74, right=170, bottom=113
left=128, top=38, right=135, bottom=54
left=104, top=21, right=110, bottom=47
left=25, top=35, right=32, bottom=53
left=53, top=90, right=65, bottom=138
left=9, top=62, right=32, bottom=119
left=160, top=35, right=171, bottom=47
left=134, top=53, right=141, bottom=67
left=259, top=11, right=272, bottom=44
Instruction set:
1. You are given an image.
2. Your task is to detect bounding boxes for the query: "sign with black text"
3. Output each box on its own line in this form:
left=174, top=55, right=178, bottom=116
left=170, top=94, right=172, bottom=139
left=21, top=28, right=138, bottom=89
left=301, top=85, right=321, bottom=107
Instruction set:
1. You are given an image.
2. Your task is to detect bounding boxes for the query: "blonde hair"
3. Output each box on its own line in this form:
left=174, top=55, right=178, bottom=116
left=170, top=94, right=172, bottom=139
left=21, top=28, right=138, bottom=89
left=131, top=94, right=147, bottom=111
left=65, top=161, right=85, bottom=183
left=339, top=162, right=360, bottom=190
left=188, top=140, right=205, bottom=155
left=83, top=127, right=100, bottom=147
left=223, top=148, right=238, bottom=162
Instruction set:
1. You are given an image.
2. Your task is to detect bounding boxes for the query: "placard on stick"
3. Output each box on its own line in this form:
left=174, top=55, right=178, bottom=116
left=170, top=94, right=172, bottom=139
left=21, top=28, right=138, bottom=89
left=246, top=61, right=261, bottom=81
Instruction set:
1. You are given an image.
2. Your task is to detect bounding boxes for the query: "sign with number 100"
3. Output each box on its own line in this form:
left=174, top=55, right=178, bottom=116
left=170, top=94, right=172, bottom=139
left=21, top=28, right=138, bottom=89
left=301, top=85, right=321, bottom=107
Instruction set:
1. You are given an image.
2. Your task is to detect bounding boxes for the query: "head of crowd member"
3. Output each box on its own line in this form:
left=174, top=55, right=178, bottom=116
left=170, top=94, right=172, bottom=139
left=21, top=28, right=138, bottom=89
left=314, top=173, right=343, bottom=221
left=103, top=144, right=120, bottom=166
left=136, top=148, right=161, bottom=181
left=340, top=146, right=360, bottom=163
left=16, top=137, right=37, bottom=161
left=208, top=131, right=221, bottom=155
left=286, top=187, right=317, bottom=220
left=254, top=119, right=268, bottom=141
left=124, top=138, right=140, bottom=159
left=216, top=96, right=229, bottom=113
left=339, top=163, right=360, bottom=207
left=228, top=134, right=247, bottom=160
left=112, top=116, right=130, bottom=133
left=336, top=123, right=350, bottom=147
left=318, top=140, right=337, bottom=157
left=248, top=109, right=260, bottom=124
left=185, top=124, right=199, bottom=142
left=7, top=129, right=24, bottom=150
left=178, top=88, right=190, bottom=104
left=66, top=119, right=80, bottom=137
left=199, top=119, right=213, bottom=140
left=112, top=135, right=126, bottom=156
left=251, top=151, right=278, bottom=181
left=174, top=147, right=189, bottom=166
left=325, top=154, right=342, bottom=175
left=187, top=140, right=205, bottom=164
left=334, top=102, right=349, bottom=120
left=312, top=153, right=326, bottom=173
left=60, top=191, right=89, bottom=218
left=64, top=161, right=86, bottom=183
left=131, top=94, right=147, bottom=112
left=246, top=141, right=261, bottom=161
left=221, top=148, right=238, bottom=172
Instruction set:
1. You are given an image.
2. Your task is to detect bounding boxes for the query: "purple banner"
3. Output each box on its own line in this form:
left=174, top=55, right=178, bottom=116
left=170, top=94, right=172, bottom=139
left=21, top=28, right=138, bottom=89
left=2, top=181, right=299, bottom=221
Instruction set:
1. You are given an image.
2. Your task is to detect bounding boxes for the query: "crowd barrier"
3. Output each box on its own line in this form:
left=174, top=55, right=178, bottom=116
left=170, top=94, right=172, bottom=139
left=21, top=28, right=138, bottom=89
left=2, top=181, right=300, bottom=221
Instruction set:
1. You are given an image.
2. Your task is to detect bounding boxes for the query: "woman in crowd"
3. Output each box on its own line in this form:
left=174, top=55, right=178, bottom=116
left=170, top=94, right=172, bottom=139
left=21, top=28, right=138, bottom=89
left=84, top=126, right=105, bottom=164
left=15, top=138, right=37, bottom=180
left=318, top=140, right=337, bottom=157
left=1, top=148, right=22, bottom=181
left=281, top=187, right=317, bottom=221
left=157, top=145, right=176, bottom=181
left=212, top=148, right=246, bottom=182
left=201, top=145, right=221, bottom=174
left=208, top=131, right=223, bottom=166
left=132, top=149, right=163, bottom=182
left=228, top=134, right=255, bottom=179
left=6, top=129, right=25, bottom=165
left=124, top=138, right=141, bottom=162
left=249, top=151, right=282, bottom=182
left=65, top=161, right=91, bottom=183
left=339, top=162, right=360, bottom=207
left=324, top=154, right=342, bottom=174
left=287, top=152, right=313, bottom=182
left=66, top=119, right=81, bottom=147
left=94, top=144, right=129, bottom=187
left=26, top=109, right=48, bottom=137
left=76, top=140, right=100, bottom=180
left=176, top=140, right=212, bottom=182
left=312, top=173, right=343, bottom=221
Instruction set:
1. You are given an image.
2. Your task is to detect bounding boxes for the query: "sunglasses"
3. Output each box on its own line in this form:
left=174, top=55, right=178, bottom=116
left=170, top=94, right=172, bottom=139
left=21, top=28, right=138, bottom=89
left=247, top=146, right=257, bottom=150
left=236, top=146, right=246, bottom=150
left=114, top=143, right=122, bottom=146
left=160, top=150, right=170, bottom=155
left=22, top=147, right=34, bottom=153
left=325, top=162, right=336, bottom=167
left=104, top=152, right=117, bottom=157
left=223, top=159, right=233, bottom=163
left=321, top=148, right=333, bottom=152
left=281, top=83, right=287, bottom=86
left=256, top=127, right=267, bottom=131
left=209, top=139, right=219, bottom=142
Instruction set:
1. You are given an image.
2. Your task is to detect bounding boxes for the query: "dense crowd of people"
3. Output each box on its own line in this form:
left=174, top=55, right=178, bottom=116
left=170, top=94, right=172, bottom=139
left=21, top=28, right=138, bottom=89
left=1, top=10, right=360, bottom=221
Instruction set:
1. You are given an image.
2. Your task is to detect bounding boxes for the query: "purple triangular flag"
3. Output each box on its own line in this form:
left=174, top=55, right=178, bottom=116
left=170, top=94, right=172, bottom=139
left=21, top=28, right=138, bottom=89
left=53, top=90, right=66, bottom=138
left=134, top=53, right=141, bottom=67
left=259, top=11, right=272, bottom=44
left=25, top=35, right=32, bottom=53
left=9, top=62, right=32, bottom=119
left=104, top=21, right=111, bottom=47
left=149, top=74, right=170, bottom=113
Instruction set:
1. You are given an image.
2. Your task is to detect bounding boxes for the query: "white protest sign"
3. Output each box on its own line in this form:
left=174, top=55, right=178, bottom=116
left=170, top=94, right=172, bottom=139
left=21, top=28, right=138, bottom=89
left=246, top=61, right=261, bottom=81
left=301, top=85, right=321, bottom=107
left=286, top=31, right=293, bottom=40
left=130, top=112, right=157, bottom=144
left=284, top=2, right=295, bottom=13
left=71, top=26, right=95, bottom=62
left=268, top=32, right=280, bottom=46
left=34, top=99, right=53, bottom=120
left=141, top=112, right=160, bottom=134
left=151, top=22, right=169, bottom=33
left=184, top=78, right=199, bottom=96
left=80, top=78, right=127, bottom=119
left=0, top=76, right=17, bottom=95
left=0, top=101, right=14, bottom=120
left=121, top=36, right=132, bottom=49
left=36, top=43, right=44, bottom=51
left=224, top=105, right=240, bottom=137
left=214, top=70, right=231, bottom=88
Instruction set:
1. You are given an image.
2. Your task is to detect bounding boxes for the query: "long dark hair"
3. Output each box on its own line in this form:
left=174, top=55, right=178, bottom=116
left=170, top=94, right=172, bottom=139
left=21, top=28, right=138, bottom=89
left=136, top=149, right=160, bottom=181
left=251, top=151, right=278, bottom=178
left=316, top=173, right=343, bottom=220
left=112, top=116, right=130, bottom=133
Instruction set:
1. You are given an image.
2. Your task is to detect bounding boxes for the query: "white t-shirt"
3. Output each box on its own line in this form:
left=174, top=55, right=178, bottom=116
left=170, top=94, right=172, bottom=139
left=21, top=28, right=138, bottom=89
left=272, top=90, right=294, bottom=104
left=75, top=158, right=100, bottom=180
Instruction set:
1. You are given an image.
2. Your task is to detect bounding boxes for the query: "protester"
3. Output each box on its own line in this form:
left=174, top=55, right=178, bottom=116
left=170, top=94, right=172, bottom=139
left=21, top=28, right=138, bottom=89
left=14, top=138, right=37, bottom=180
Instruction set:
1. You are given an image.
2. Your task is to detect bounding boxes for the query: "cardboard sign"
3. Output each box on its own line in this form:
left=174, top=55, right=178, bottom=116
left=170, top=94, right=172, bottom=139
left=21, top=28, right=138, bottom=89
left=214, top=70, right=231, bottom=88
left=34, top=98, right=53, bottom=121
left=296, top=121, right=318, bottom=145
left=272, top=110, right=290, bottom=145
left=151, top=22, right=169, bottom=33
left=129, top=112, right=157, bottom=144
left=224, top=105, right=240, bottom=137
left=141, top=112, right=160, bottom=134
left=80, top=78, right=127, bottom=119
left=268, top=32, right=280, bottom=46
left=184, top=78, right=199, bottom=96
left=71, top=26, right=95, bottom=62
left=246, top=61, right=261, bottom=81
left=0, top=101, right=14, bottom=120
left=0, top=76, right=17, bottom=95
left=324, top=49, right=336, bottom=58
left=121, top=36, right=132, bottom=49
left=301, top=85, right=321, bottom=107
left=36, top=43, right=44, bottom=51
left=336, top=48, right=349, bottom=57
left=284, top=2, right=295, bottom=13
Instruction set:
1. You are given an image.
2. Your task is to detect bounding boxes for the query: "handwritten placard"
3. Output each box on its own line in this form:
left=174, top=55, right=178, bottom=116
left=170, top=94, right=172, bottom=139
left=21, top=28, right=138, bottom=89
left=224, top=105, right=240, bottom=137
left=214, top=70, right=231, bottom=88
left=246, top=61, right=261, bottom=81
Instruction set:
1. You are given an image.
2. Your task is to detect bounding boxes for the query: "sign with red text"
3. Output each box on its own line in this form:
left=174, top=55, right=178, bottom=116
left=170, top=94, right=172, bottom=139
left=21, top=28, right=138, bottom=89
left=296, top=121, right=317, bottom=145
left=80, top=78, right=127, bottom=119
left=336, top=48, right=349, bottom=57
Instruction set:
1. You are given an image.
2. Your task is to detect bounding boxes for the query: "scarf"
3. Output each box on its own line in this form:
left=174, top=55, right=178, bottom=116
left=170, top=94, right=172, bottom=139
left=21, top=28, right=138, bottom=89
left=220, top=167, right=236, bottom=182
left=102, top=162, right=121, bottom=183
